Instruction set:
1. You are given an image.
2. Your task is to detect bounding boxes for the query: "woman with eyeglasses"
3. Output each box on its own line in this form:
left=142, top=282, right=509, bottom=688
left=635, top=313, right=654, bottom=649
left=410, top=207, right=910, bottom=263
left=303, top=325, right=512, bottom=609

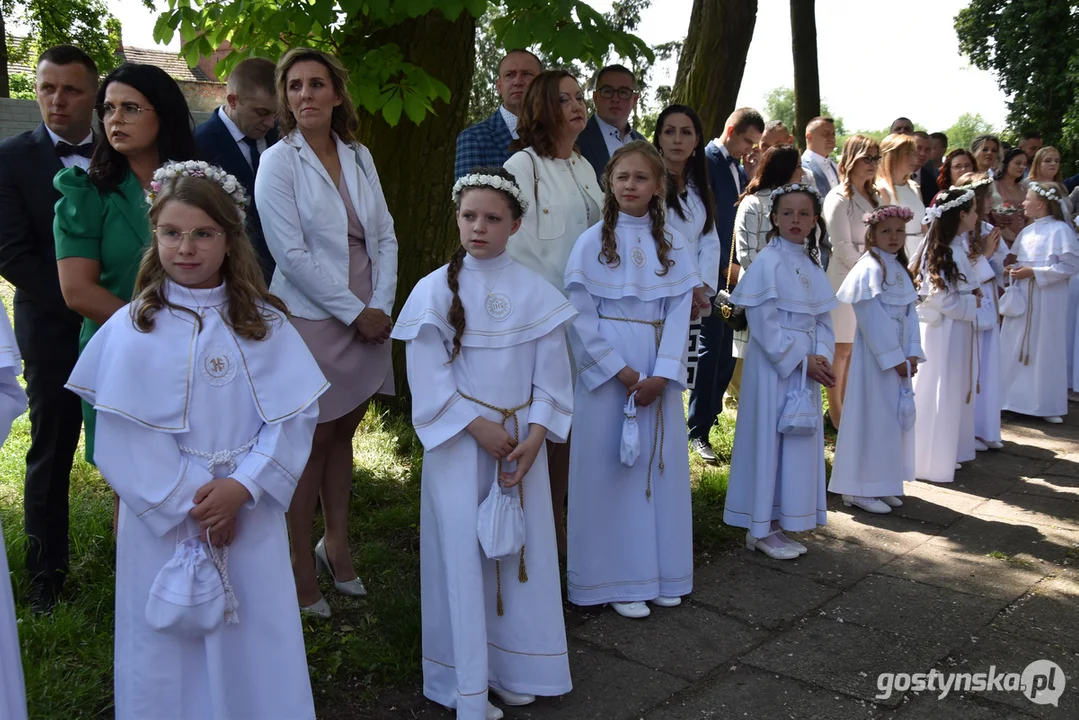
left=936, top=149, right=977, bottom=195
left=54, top=62, right=195, bottom=464
left=822, top=135, right=882, bottom=428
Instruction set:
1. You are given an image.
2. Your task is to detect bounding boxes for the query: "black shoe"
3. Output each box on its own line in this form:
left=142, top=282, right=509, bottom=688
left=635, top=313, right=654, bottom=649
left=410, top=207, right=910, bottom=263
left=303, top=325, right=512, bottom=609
left=28, top=578, right=58, bottom=616
left=691, top=437, right=718, bottom=464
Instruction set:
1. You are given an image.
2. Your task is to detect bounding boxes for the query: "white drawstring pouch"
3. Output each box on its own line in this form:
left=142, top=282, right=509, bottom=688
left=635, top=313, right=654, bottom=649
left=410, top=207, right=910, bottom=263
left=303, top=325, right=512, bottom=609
left=998, top=281, right=1027, bottom=317
left=621, top=391, right=640, bottom=467
left=145, top=529, right=225, bottom=637
left=778, top=359, right=819, bottom=435
left=898, top=361, right=916, bottom=431
left=477, top=477, right=525, bottom=562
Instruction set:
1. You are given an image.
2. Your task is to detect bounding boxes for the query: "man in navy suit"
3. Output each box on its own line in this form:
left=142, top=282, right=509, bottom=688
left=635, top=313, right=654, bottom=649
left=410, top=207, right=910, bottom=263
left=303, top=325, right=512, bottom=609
left=801, top=116, right=838, bottom=268
left=454, top=50, right=542, bottom=180
left=195, top=58, right=279, bottom=284
left=576, top=64, right=647, bottom=182
left=689, top=108, right=764, bottom=463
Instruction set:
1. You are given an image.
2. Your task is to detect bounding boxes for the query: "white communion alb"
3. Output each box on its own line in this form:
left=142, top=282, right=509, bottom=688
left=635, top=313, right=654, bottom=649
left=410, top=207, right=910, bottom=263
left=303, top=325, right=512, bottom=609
left=969, top=225, right=1007, bottom=444
left=66, top=280, right=326, bottom=720
left=391, top=251, right=576, bottom=719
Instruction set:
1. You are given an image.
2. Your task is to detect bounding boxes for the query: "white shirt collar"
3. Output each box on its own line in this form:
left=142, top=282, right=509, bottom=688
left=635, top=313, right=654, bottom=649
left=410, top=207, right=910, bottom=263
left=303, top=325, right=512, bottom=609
left=45, top=125, right=93, bottom=148
left=716, top=142, right=732, bottom=161
left=808, top=149, right=831, bottom=166
left=499, top=105, right=519, bottom=140
left=217, top=105, right=247, bottom=143
left=596, top=114, right=630, bottom=141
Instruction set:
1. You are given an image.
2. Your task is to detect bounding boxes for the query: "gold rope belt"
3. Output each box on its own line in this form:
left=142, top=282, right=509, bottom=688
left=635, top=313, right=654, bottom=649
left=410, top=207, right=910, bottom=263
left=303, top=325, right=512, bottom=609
left=1019, top=277, right=1036, bottom=366
left=460, top=393, right=531, bottom=617
left=598, top=314, right=665, bottom=500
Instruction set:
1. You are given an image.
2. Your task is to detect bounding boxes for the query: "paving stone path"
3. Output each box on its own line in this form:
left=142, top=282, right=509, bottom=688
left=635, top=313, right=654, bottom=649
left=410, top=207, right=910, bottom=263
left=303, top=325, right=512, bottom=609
left=403, top=413, right=1079, bottom=719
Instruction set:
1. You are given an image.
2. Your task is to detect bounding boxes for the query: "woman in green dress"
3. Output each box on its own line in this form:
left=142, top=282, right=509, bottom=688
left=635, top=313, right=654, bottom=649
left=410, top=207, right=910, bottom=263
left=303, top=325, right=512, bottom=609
left=54, top=63, right=195, bottom=463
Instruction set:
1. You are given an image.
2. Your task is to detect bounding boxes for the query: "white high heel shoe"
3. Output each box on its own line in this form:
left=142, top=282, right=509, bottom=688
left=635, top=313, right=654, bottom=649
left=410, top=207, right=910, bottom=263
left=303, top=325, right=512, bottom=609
left=299, top=597, right=331, bottom=619
left=315, top=537, right=367, bottom=597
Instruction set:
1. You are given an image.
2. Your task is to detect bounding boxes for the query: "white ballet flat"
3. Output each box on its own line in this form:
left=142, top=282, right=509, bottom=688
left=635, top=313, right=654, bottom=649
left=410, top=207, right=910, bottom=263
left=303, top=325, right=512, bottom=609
left=974, top=439, right=989, bottom=452
left=782, top=536, right=808, bottom=554
left=299, top=597, right=331, bottom=619
left=490, top=687, right=536, bottom=707
left=880, top=495, right=904, bottom=508
left=651, top=596, right=682, bottom=607
left=985, top=440, right=1004, bottom=449
left=745, top=531, right=800, bottom=560
left=1046, top=416, right=1064, bottom=424
left=842, top=495, right=891, bottom=514
left=315, top=537, right=367, bottom=597
left=610, top=601, right=651, bottom=619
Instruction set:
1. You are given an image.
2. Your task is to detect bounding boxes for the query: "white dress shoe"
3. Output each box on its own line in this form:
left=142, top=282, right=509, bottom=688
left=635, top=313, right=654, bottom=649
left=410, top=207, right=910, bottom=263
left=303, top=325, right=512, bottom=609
left=299, top=597, right=331, bottom=619
left=955, top=463, right=962, bottom=470
left=772, top=530, right=807, bottom=554
left=485, top=701, right=505, bottom=720
left=880, top=495, right=904, bottom=508
left=745, top=531, right=800, bottom=560
left=974, top=439, right=989, bottom=451
left=490, top=687, right=535, bottom=707
left=986, top=440, right=1004, bottom=449
left=315, top=537, right=367, bottom=597
left=651, top=596, right=682, bottom=607
left=610, top=601, right=651, bottom=618
left=1046, top=416, right=1064, bottom=424
left=842, top=495, right=891, bottom=514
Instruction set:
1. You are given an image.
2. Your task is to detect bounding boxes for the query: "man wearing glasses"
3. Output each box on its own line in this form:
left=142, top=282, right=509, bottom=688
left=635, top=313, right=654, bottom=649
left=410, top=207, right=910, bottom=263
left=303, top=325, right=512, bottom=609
left=195, top=57, right=279, bottom=285
left=577, top=64, right=647, bottom=182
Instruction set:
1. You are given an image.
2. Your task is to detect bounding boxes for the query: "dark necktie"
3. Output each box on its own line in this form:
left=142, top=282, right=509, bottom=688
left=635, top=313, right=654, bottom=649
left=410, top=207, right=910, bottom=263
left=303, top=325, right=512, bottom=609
left=55, top=141, right=93, bottom=159
left=243, top=137, right=261, bottom=174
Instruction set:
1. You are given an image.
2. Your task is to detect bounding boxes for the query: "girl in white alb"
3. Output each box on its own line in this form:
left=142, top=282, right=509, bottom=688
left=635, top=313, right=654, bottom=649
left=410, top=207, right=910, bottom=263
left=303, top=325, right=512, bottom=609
left=829, top=206, right=923, bottom=514
left=911, top=188, right=982, bottom=483
left=999, top=182, right=1079, bottom=422
left=391, top=168, right=574, bottom=720
left=0, top=299, right=29, bottom=720
left=565, top=142, right=698, bottom=620
left=66, top=165, right=324, bottom=720
left=724, top=183, right=837, bottom=560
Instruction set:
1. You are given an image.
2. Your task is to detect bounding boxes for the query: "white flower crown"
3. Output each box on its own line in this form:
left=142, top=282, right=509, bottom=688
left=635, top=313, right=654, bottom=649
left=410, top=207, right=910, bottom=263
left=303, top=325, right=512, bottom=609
left=951, top=175, right=993, bottom=192
left=452, top=173, right=530, bottom=215
left=922, top=188, right=975, bottom=225
left=1028, top=181, right=1062, bottom=203
left=147, top=160, right=248, bottom=221
left=771, top=182, right=822, bottom=202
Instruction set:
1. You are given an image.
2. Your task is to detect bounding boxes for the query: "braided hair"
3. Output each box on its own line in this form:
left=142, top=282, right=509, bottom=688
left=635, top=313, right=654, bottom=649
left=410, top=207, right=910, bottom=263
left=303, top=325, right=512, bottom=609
left=599, top=141, right=674, bottom=276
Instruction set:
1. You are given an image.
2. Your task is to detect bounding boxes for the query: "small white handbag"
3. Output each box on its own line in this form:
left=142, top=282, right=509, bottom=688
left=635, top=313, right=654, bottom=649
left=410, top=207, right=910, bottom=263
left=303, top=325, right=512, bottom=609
left=998, top=279, right=1027, bottom=318
left=477, top=477, right=526, bottom=562
left=778, top=359, right=819, bottom=435
left=145, top=531, right=227, bottom=637
left=620, top=391, right=641, bottom=467
left=898, top=361, right=917, bottom=431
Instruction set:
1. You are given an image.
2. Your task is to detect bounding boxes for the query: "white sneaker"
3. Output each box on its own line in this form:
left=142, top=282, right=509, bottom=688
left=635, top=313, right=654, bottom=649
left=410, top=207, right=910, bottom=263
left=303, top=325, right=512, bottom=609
left=651, top=596, right=682, bottom=607
left=842, top=495, right=891, bottom=514
left=1046, top=416, right=1064, bottom=424
left=610, top=601, right=651, bottom=619
left=880, top=495, right=904, bottom=508
left=485, top=701, right=505, bottom=720
left=490, top=687, right=535, bottom=707
left=974, top=439, right=989, bottom=452
left=986, top=440, right=1004, bottom=449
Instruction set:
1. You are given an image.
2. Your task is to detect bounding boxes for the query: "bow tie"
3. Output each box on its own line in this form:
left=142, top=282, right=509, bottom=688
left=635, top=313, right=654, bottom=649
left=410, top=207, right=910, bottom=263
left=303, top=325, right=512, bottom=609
left=55, top=141, right=93, bottom=159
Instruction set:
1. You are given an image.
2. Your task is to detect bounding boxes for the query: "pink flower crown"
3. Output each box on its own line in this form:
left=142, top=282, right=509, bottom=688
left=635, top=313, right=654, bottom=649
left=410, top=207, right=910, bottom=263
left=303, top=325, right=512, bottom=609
left=862, top=205, right=914, bottom=226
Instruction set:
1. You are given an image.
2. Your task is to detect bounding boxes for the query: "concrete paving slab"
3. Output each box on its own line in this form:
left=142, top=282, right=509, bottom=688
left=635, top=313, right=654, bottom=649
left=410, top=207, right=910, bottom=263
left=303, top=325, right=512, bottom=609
left=742, top=532, right=897, bottom=589
left=814, top=506, right=941, bottom=554
left=971, top=492, right=1079, bottom=532
left=991, top=574, right=1079, bottom=653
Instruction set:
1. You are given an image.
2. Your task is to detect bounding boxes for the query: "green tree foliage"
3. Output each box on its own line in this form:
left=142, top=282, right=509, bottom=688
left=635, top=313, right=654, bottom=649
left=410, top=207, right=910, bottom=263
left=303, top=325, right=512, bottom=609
left=944, top=112, right=995, bottom=153
left=8, top=70, right=32, bottom=98
left=956, top=0, right=1079, bottom=165
left=763, top=85, right=845, bottom=136
left=154, top=0, right=651, bottom=128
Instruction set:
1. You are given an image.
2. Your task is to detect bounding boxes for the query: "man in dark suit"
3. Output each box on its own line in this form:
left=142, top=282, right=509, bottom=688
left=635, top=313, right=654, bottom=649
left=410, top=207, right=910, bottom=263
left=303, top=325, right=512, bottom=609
left=912, top=131, right=940, bottom=206
left=689, top=108, right=764, bottom=463
left=576, top=64, right=647, bottom=182
left=0, top=45, right=97, bottom=613
left=454, top=50, right=542, bottom=180
left=195, top=57, right=279, bottom=285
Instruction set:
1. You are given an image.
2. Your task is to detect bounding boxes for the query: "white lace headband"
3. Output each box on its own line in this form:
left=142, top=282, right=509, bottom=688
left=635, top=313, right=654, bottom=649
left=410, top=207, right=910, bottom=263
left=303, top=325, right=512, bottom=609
left=923, top=188, right=975, bottom=225
left=452, top=173, right=530, bottom=215
left=1028, top=181, right=1062, bottom=203
left=771, top=181, right=822, bottom=202
left=148, top=161, right=247, bottom=221
left=951, top=175, right=993, bottom=192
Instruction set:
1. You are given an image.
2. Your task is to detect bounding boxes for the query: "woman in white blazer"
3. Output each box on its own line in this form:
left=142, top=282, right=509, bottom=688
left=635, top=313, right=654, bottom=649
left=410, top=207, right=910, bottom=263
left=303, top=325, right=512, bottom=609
left=256, top=48, right=398, bottom=619
left=503, top=69, right=603, bottom=556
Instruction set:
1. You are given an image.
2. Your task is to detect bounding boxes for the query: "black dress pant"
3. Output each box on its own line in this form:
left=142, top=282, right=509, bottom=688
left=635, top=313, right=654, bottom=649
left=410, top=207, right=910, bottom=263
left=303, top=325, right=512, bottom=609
left=22, top=359, right=82, bottom=586
left=687, top=312, right=737, bottom=441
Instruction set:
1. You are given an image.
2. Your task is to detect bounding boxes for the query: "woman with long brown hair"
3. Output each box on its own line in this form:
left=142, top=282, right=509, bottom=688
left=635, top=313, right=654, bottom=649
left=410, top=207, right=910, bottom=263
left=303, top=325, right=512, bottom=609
left=504, top=70, right=602, bottom=556
left=936, top=148, right=977, bottom=194
left=256, top=47, right=399, bottom=618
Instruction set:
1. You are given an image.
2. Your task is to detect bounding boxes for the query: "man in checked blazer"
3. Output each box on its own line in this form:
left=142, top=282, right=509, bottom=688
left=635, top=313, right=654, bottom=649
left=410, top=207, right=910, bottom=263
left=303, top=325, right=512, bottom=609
left=454, top=50, right=542, bottom=180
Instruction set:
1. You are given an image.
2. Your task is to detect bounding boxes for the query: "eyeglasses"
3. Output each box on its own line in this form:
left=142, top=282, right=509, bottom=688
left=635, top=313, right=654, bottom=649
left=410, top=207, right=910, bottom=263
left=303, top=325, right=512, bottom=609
left=154, top=226, right=225, bottom=249
left=97, top=102, right=156, bottom=122
left=597, top=86, right=638, bottom=100
left=860, top=155, right=883, bottom=164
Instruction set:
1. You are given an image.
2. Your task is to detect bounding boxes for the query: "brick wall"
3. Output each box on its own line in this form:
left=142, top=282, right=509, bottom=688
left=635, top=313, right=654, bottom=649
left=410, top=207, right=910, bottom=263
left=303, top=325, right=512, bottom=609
left=0, top=98, right=214, bottom=141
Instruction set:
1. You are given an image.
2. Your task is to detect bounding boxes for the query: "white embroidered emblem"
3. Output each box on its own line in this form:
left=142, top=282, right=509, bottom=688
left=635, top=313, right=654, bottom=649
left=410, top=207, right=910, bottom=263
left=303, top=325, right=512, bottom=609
left=485, top=293, right=512, bottom=321
left=631, top=246, right=647, bottom=268
left=199, top=344, right=238, bottom=386
left=896, top=271, right=904, bottom=285
left=798, top=272, right=812, bottom=291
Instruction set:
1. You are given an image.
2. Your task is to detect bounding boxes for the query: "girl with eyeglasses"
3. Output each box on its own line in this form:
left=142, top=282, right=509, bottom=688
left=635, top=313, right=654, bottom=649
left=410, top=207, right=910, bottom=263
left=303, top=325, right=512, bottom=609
left=54, top=62, right=196, bottom=468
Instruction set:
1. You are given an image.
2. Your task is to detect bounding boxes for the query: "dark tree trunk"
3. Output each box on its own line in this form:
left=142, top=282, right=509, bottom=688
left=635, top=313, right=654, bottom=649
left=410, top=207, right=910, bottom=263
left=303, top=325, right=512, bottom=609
left=353, top=11, right=477, bottom=403
left=790, top=0, right=820, bottom=151
left=0, top=9, right=9, bottom=99
left=672, top=0, right=758, bottom=139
